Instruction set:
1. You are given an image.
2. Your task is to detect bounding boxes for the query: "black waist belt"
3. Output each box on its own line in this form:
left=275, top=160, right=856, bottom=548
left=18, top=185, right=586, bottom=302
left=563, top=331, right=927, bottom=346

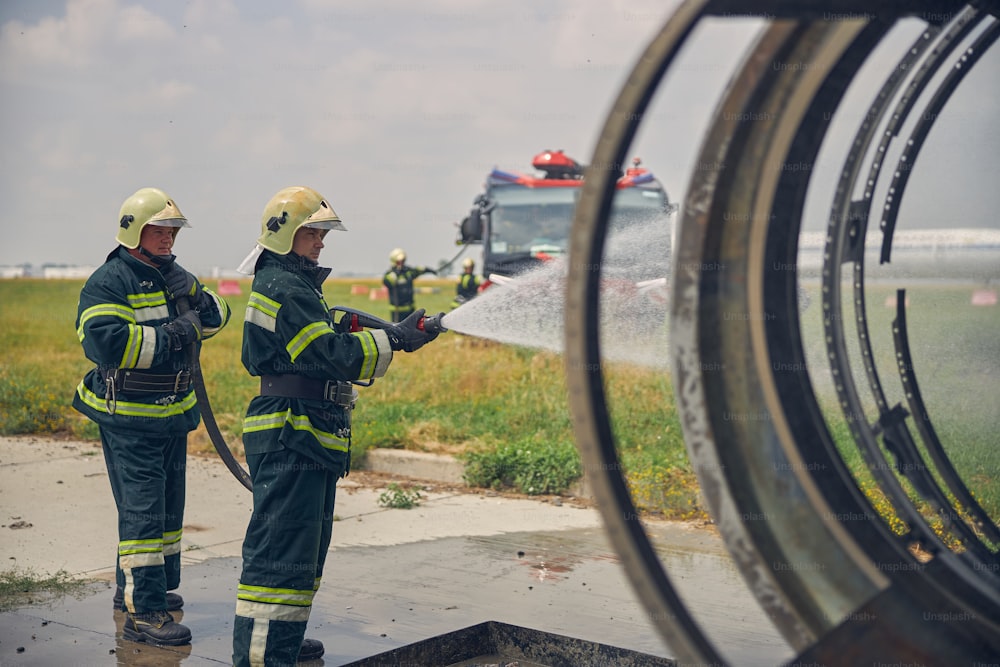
left=260, top=375, right=356, bottom=408
left=107, top=368, right=191, bottom=393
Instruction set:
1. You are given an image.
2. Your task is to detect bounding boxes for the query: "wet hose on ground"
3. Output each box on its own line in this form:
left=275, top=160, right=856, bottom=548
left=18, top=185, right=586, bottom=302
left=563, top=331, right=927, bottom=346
left=176, top=295, right=253, bottom=492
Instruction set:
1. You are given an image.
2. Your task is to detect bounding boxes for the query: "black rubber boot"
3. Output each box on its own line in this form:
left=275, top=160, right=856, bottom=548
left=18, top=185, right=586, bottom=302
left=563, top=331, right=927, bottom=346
left=298, top=638, right=325, bottom=662
left=123, top=610, right=192, bottom=646
left=114, top=586, right=184, bottom=611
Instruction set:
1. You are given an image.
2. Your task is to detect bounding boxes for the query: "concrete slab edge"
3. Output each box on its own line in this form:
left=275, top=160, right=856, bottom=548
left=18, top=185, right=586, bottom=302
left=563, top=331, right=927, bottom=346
left=360, top=448, right=593, bottom=500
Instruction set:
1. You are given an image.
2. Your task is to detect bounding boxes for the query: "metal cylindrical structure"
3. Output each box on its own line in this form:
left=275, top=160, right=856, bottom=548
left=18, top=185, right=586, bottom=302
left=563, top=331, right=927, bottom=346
left=565, top=1, right=1000, bottom=664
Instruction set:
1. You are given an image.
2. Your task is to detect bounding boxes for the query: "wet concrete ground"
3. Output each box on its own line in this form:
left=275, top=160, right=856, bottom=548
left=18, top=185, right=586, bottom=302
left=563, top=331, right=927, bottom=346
left=0, top=524, right=792, bottom=666
left=0, top=437, right=793, bottom=666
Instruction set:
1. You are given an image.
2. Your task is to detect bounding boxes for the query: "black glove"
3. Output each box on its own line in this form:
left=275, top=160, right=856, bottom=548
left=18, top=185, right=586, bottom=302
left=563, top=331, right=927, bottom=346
left=162, top=311, right=203, bottom=350
left=385, top=309, right=437, bottom=352
left=332, top=310, right=362, bottom=333
left=425, top=268, right=438, bottom=275
left=163, top=265, right=203, bottom=302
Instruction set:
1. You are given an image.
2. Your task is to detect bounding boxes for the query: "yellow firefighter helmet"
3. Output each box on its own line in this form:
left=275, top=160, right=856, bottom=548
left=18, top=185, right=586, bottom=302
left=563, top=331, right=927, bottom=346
left=462, top=258, right=475, bottom=270
left=390, top=248, right=406, bottom=264
left=257, top=186, right=346, bottom=255
left=116, top=187, right=189, bottom=249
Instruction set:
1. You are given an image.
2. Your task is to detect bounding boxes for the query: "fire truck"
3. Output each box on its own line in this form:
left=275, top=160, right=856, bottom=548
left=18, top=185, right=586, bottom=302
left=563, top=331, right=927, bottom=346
left=455, top=149, right=676, bottom=283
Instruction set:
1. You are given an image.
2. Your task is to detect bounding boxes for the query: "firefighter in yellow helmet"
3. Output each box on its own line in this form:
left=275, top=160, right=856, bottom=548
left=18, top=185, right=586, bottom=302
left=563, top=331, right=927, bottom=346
left=450, top=257, right=483, bottom=309
left=382, top=247, right=437, bottom=322
left=233, top=187, right=440, bottom=666
left=73, top=187, right=231, bottom=646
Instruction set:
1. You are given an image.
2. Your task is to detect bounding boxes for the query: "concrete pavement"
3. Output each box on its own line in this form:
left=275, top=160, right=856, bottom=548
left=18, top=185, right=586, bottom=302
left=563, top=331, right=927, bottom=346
left=0, top=436, right=792, bottom=666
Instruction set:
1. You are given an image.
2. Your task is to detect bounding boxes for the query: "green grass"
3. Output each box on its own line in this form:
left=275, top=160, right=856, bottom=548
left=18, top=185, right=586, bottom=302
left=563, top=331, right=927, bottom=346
left=800, top=281, right=1000, bottom=544
left=463, top=439, right=582, bottom=495
left=0, top=566, right=92, bottom=612
left=0, top=278, right=997, bottom=533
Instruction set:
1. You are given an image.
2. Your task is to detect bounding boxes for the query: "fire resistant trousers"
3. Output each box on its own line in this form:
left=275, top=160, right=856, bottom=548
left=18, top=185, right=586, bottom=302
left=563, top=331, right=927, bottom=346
left=100, top=427, right=186, bottom=613
left=233, top=446, right=340, bottom=667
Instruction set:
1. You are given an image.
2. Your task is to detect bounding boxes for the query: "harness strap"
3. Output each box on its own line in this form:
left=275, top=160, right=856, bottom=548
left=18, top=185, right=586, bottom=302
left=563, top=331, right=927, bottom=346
left=259, top=375, right=356, bottom=408
left=103, top=368, right=192, bottom=395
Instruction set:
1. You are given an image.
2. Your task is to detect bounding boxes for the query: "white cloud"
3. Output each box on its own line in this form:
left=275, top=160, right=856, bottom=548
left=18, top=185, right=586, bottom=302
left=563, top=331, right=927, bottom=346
left=115, top=3, right=176, bottom=43
left=145, top=79, right=197, bottom=105
left=0, top=1, right=997, bottom=278
left=0, top=0, right=178, bottom=80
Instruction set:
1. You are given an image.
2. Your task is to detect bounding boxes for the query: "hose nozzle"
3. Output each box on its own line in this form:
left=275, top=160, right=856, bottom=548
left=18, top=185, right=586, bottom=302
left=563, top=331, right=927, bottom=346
left=419, top=312, right=448, bottom=334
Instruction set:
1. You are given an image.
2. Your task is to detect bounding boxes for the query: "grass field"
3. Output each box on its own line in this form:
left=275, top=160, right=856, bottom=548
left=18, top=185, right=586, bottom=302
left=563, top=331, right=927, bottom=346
left=1, top=277, right=996, bottom=535
left=798, top=279, right=1000, bottom=537
left=0, top=276, right=697, bottom=517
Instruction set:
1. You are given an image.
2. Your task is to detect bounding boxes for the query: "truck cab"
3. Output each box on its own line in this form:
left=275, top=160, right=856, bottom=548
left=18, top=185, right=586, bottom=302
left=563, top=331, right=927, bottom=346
left=457, top=150, right=675, bottom=282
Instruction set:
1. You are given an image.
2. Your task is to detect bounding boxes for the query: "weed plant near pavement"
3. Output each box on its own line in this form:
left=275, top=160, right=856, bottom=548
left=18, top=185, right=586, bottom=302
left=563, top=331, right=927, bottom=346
left=0, top=566, right=91, bottom=612
left=1, top=278, right=997, bottom=529
left=377, top=482, right=424, bottom=509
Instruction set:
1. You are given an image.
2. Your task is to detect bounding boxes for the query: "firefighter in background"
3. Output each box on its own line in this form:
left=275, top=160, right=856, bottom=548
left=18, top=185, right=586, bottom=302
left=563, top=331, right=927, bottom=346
left=382, top=247, right=436, bottom=322
left=233, top=187, right=441, bottom=666
left=450, top=257, right=483, bottom=309
left=73, top=187, right=231, bottom=646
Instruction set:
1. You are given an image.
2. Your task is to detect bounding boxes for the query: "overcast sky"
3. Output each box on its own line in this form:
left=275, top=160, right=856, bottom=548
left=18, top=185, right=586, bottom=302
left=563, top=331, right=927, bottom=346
left=1, top=1, right=997, bottom=276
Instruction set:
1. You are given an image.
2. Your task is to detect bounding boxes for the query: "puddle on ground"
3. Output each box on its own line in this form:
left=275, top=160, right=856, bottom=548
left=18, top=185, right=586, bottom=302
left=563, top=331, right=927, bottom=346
left=0, top=525, right=792, bottom=667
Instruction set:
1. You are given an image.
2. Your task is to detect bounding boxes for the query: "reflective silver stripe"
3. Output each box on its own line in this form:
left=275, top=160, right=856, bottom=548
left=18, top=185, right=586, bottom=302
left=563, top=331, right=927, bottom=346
left=127, top=292, right=169, bottom=324
left=249, top=618, right=269, bottom=667
left=136, top=325, right=157, bottom=368
left=163, top=529, right=182, bottom=556
left=235, top=599, right=312, bottom=623
left=201, top=289, right=229, bottom=337
left=246, top=292, right=280, bottom=332
left=121, top=582, right=135, bottom=613
left=245, top=306, right=276, bottom=332
left=133, top=304, right=170, bottom=323
left=120, top=552, right=164, bottom=569
left=371, top=330, right=393, bottom=378
left=120, top=324, right=143, bottom=368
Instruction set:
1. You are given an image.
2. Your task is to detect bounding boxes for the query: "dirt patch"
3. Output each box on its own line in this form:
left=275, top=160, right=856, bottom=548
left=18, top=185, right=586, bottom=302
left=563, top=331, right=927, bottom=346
left=338, top=470, right=717, bottom=539
left=340, top=468, right=595, bottom=509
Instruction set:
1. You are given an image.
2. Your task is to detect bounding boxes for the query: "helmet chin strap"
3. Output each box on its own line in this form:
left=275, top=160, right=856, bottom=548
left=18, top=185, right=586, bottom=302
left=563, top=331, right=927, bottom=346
left=139, top=247, right=176, bottom=270
left=288, top=251, right=318, bottom=266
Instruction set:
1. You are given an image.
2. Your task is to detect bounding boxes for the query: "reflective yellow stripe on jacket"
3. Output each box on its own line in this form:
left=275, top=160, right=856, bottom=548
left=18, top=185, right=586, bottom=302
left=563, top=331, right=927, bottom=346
left=75, top=382, right=198, bottom=418
left=243, top=410, right=349, bottom=453
left=77, top=300, right=159, bottom=369
left=286, top=321, right=334, bottom=363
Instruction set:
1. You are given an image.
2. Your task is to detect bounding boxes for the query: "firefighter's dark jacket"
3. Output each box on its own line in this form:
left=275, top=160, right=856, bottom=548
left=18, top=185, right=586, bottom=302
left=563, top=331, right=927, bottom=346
left=242, top=251, right=393, bottom=472
left=457, top=272, right=482, bottom=300
left=73, top=247, right=231, bottom=434
left=382, top=264, right=431, bottom=308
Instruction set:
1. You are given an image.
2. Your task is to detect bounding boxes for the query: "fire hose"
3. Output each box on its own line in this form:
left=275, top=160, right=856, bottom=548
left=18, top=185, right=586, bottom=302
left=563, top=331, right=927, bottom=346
left=329, top=306, right=448, bottom=337
left=175, top=295, right=253, bottom=492
left=175, top=296, right=446, bottom=492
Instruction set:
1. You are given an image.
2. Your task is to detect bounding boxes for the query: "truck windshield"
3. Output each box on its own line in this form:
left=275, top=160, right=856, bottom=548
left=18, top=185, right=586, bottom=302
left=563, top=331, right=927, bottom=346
left=488, top=186, right=667, bottom=256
